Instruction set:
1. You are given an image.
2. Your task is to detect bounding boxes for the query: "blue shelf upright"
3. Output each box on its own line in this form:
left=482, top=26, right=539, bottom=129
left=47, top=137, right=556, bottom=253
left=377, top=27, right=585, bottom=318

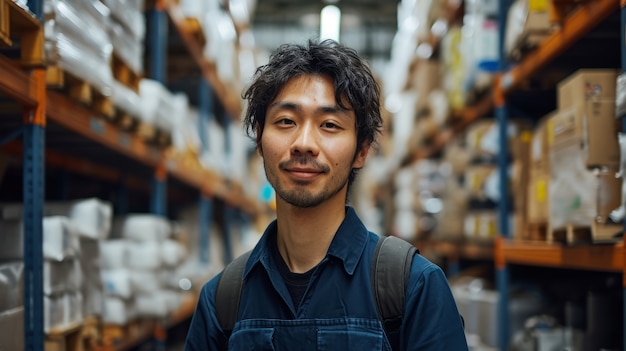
left=496, top=0, right=513, bottom=349
left=22, top=68, right=46, bottom=351
left=199, top=78, right=215, bottom=264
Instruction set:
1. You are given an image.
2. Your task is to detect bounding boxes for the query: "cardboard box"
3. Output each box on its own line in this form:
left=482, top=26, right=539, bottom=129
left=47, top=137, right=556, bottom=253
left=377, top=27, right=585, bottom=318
left=557, top=69, right=618, bottom=110
left=547, top=100, right=619, bottom=168
left=527, top=168, right=550, bottom=224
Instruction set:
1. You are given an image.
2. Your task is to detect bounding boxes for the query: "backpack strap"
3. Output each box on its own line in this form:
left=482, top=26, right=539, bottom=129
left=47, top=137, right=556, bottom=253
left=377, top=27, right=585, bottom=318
left=215, top=250, right=252, bottom=338
left=371, top=235, right=418, bottom=350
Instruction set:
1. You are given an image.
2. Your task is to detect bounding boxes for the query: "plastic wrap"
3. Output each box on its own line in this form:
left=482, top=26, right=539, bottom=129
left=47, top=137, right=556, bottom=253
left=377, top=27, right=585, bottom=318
left=101, top=0, right=145, bottom=41
left=101, top=268, right=133, bottom=299
left=43, top=216, right=80, bottom=261
left=549, top=140, right=621, bottom=229
left=127, top=241, right=162, bottom=270
left=161, top=239, right=187, bottom=268
left=64, top=292, right=83, bottom=325
left=616, top=73, right=626, bottom=118
left=44, top=259, right=82, bottom=295
left=82, top=281, right=104, bottom=317
left=121, top=214, right=171, bottom=242
left=0, top=220, right=23, bottom=260
left=171, top=106, right=201, bottom=154
left=0, top=262, right=23, bottom=313
left=134, top=292, right=169, bottom=318
left=47, top=32, right=113, bottom=96
left=102, top=296, right=131, bottom=325
left=69, top=198, right=113, bottom=240
left=0, top=307, right=24, bottom=351
left=129, top=269, right=161, bottom=294
left=138, top=79, right=176, bottom=131
left=100, top=239, right=128, bottom=270
left=111, top=79, right=143, bottom=120
left=44, top=0, right=111, bottom=56
left=44, top=295, right=66, bottom=333
left=109, top=19, right=143, bottom=74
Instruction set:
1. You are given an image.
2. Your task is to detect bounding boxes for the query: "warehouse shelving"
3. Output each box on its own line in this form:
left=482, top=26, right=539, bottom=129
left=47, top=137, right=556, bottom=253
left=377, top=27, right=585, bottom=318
left=0, top=1, right=261, bottom=350
left=402, top=0, right=624, bottom=348
left=491, top=0, right=624, bottom=349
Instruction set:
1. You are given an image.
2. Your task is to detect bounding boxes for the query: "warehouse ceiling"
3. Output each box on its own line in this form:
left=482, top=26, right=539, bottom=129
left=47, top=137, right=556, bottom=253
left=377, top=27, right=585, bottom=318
left=250, top=0, right=400, bottom=68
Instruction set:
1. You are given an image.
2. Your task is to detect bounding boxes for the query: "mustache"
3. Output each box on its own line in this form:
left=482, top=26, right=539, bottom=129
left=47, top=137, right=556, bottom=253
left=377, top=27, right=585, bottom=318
left=279, top=155, right=330, bottom=173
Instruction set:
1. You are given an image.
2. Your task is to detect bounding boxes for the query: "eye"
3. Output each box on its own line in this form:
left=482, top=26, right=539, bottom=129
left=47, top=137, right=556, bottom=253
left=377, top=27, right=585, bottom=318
left=276, top=118, right=295, bottom=126
left=322, top=121, right=340, bottom=129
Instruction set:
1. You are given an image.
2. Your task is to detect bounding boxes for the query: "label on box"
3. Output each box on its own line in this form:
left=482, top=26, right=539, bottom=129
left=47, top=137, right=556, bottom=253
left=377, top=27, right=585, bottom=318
left=536, top=179, right=547, bottom=203
left=529, top=0, right=548, bottom=12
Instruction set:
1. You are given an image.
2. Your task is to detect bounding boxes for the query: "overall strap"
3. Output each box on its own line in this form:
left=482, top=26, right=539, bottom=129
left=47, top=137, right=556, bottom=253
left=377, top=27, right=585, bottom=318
left=215, top=250, right=252, bottom=338
left=371, top=235, right=418, bottom=350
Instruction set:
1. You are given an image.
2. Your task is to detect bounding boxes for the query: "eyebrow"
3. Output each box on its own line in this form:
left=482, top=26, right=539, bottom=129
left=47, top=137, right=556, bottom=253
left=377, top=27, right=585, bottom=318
left=268, top=101, right=352, bottom=118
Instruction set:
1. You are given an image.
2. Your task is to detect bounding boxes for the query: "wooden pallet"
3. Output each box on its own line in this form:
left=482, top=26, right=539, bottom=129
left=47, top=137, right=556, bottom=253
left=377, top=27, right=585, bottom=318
left=46, top=66, right=115, bottom=119
left=111, top=54, right=141, bottom=94
left=548, top=221, right=623, bottom=245
left=525, top=222, right=548, bottom=241
left=182, top=17, right=206, bottom=47
left=100, top=318, right=157, bottom=349
left=81, top=316, right=101, bottom=350
left=137, top=122, right=172, bottom=148
left=45, top=322, right=84, bottom=351
left=0, top=0, right=44, bottom=66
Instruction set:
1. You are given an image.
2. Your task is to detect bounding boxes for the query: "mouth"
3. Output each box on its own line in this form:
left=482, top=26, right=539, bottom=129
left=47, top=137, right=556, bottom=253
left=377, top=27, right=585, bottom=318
left=285, top=167, right=324, bottom=180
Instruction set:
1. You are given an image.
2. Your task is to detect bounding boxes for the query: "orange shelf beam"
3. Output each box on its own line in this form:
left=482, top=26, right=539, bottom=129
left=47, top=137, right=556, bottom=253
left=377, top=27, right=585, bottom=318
left=502, top=240, right=624, bottom=272
left=46, top=91, right=163, bottom=168
left=501, top=0, right=619, bottom=94
left=0, top=55, right=38, bottom=107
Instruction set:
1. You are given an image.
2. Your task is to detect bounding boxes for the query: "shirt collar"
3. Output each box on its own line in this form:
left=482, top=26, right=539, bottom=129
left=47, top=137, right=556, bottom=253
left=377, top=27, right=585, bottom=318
left=244, top=206, right=369, bottom=278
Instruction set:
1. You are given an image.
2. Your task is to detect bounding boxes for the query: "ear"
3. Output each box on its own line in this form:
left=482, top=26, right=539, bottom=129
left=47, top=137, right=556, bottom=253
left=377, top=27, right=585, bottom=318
left=352, top=142, right=370, bottom=169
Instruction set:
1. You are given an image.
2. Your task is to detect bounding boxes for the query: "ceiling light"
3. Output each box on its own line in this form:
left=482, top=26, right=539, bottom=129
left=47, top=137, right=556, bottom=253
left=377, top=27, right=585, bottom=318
left=320, top=5, right=341, bottom=42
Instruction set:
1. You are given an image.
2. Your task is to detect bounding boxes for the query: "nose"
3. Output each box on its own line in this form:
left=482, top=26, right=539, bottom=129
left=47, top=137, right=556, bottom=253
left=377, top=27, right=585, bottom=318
left=291, top=122, right=319, bottom=156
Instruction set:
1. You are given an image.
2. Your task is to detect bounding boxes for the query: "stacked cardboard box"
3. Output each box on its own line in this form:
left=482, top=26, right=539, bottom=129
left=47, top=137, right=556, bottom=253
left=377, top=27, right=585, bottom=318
left=539, top=69, right=622, bottom=243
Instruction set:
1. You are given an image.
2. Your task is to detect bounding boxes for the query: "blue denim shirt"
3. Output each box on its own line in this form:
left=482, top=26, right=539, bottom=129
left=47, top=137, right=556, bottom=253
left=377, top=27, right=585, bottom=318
left=185, top=207, right=468, bottom=350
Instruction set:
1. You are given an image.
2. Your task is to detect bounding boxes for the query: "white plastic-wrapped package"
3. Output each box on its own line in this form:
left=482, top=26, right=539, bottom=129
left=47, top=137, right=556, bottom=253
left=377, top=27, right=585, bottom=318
left=51, top=32, right=113, bottom=96
left=0, top=307, right=24, bottom=351
left=161, top=239, right=187, bottom=268
left=200, top=118, right=226, bottom=175
left=111, top=79, right=143, bottom=121
left=227, top=121, right=253, bottom=182
left=162, top=289, right=182, bottom=313
left=129, top=269, right=161, bottom=294
left=0, top=262, right=23, bottom=313
left=43, top=216, right=80, bottom=262
left=134, top=292, right=169, bottom=318
left=79, top=237, right=101, bottom=271
left=138, top=79, right=175, bottom=132
left=109, top=18, right=143, bottom=74
left=127, top=241, right=162, bottom=270
left=171, top=107, right=201, bottom=154
left=82, top=280, right=104, bottom=317
left=550, top=140, right=621, bottom=229
left=44, top=295, right=66, bottom=333
left=0, top=220, right=23, bottom=260
left=44, top=259, right=82, bottom=295
left=101, top=268, right=133, bottom=299
left=63, top=292, right=84, bottom=326
left=121, top=214, right=171, bottom=242
left=44, top=0, right=111, bottom=56
left=100, top=239, right=128, bottom=270
left=102, top=296, right=131, bottom=325
left=102, top=0, right=146, bottom=41
left=69, top=198, right=113, bottom=240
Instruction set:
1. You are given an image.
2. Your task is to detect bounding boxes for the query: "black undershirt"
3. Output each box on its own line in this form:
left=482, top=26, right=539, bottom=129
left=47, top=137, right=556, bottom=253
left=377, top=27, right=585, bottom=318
left=272, top=242, right=315, bottom=309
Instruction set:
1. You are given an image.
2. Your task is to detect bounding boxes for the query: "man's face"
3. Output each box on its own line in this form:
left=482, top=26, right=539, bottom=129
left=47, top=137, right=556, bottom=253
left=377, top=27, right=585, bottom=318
left=259, top=74, right=369, bottom=208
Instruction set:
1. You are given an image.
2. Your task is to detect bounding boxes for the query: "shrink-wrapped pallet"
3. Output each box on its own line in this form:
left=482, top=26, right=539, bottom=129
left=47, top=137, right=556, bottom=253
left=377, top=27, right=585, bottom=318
left=119, top=214, right=171, bottom=242
left=126, top=241, right=162, bottom=270
left=101, top=268, right=133, bottom=299
left=100, top=239, right=128, bottom=270
left=44, top=0, right=113, bottom=96
left=0, top=262, right=23, bottom=313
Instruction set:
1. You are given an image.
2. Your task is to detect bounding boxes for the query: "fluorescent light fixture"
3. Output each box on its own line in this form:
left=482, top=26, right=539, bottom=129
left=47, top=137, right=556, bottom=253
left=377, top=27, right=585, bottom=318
left=320, top=5, right=341, bottom=42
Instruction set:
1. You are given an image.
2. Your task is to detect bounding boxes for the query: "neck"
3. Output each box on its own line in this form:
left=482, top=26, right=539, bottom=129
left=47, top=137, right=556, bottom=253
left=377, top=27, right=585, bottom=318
left=275, top=197, right=347, bottom=273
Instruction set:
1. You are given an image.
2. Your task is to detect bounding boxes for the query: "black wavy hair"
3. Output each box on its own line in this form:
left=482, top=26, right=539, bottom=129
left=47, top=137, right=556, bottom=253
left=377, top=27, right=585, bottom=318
left=242, top=39, right=383, bottom=187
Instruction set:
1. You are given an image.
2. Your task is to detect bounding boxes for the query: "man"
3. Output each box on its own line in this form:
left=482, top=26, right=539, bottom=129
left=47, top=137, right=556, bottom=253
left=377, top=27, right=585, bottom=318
left=185, top=39, right=468, bottom=350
